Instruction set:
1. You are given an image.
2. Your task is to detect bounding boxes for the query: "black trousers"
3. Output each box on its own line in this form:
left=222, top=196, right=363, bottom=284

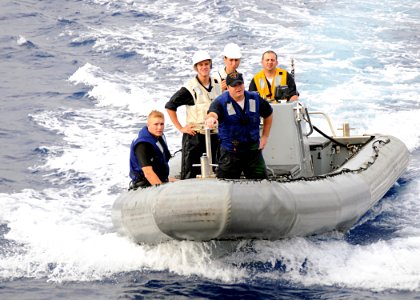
left=216, top=147, right=268, bottom=179
left=181, top=133, right=219, bottom=179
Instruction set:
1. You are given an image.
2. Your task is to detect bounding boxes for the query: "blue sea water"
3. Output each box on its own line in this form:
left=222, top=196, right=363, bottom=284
left=1, top=0, right=419, bottom=299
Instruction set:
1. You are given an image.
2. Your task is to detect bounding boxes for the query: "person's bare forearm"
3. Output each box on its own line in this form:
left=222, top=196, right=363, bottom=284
left=166, top=109, right=182, bottom=131
left=142, top=166, right=162, bottom=185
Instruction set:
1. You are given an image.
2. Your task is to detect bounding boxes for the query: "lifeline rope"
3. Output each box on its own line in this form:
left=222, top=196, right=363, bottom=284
left=216, top=137, right=390, bottom=184
left=268, top=137, right=390, bottom=183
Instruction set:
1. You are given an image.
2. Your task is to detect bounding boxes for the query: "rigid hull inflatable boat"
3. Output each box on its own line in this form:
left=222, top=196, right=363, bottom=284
left=112, top=102, right=409, bottom=244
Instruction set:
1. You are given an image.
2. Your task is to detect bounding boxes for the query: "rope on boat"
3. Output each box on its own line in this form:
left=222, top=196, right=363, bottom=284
left=269, top=137, right=391, bottom=183
left=171, top=148, right=182, bottom=158
left=130, top=134, right=390, bottom=188
left=312, top=125, right=348, bottom=148
left=171, top=137, right=391, bottom=186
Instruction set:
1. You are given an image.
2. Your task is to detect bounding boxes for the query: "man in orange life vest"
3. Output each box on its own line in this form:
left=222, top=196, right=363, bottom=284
left=249, top=50, right=299, bottom=102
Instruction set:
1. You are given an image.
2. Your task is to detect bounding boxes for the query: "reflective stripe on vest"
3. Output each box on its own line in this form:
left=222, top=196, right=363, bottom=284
left=217, top=91, right=261, bottom=152
left=253, top=68, right=287, bottom=100
left=184, top=76, right=222, bottom=127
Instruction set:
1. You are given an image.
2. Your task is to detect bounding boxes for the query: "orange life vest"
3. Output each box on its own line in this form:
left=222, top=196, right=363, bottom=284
left=253, top=68, right=287, bottom=100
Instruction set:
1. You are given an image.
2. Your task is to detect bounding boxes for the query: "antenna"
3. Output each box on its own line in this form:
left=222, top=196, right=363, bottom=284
left=291, top=57, right=295, bottom=80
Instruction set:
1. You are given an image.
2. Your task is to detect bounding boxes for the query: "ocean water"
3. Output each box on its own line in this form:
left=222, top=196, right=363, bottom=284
left=1, top=0, right=419, bottom=299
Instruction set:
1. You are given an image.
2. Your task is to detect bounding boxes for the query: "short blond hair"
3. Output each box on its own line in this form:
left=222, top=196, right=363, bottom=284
left=148, top=110, right=164, bottom=119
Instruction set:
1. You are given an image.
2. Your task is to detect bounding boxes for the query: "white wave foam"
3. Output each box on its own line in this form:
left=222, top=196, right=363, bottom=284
left=2, top=0, right=419, bottom=292
left=16, top=35, right=27, bottom=46
left=253, top=236, right=420, bottom=292
left=1, top=188, right=243, bottom=282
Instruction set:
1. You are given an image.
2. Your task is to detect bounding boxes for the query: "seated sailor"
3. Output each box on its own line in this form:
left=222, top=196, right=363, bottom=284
left=129, top=110, right=172, bottom=188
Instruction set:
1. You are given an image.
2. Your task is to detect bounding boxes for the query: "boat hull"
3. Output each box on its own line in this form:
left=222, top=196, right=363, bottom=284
left=112, top=135, right=409, bottom=244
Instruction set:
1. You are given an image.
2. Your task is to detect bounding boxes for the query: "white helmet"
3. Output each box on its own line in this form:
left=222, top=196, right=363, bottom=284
left=222, top=43, right=242, bottom=59
left=192, top=50, right=212, bottom=67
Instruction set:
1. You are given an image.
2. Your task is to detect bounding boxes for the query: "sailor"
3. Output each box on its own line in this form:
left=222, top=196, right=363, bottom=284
left=213, top=43, right=242, bottom=92
left=165, top=50, right=222, bottom=179
left=129, top=110, right=172, bottom=188
left=249, top=50, right=299, bottom=102
left=205, top=72, right=273, bottom=179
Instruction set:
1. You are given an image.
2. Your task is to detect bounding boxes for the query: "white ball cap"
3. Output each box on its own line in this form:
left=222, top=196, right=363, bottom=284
left=192, top=50, right=212, bottom=66
left=222, top=43, right=242, bottom=59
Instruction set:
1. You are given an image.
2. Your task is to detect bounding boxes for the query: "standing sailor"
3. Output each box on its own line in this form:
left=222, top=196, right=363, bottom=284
left=165, top=50, right=222, bottom=179
left=213, top=43, right=242, bottom=92
left=206, top=72, right=273, bottom=179
left=249, top=50, right=299, bottom=102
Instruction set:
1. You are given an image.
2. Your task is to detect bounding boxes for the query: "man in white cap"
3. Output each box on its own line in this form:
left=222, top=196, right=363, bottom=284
left=165, top=50, right=222, bottom=179
left=214, top=43, right=242, bottom=91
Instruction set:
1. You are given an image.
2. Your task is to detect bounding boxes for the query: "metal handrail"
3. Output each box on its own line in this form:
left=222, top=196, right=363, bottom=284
left=304, top=107, right=314, bottom=137
left=293, top=101, right=314, bottom=137
left=195, top=128, right=217, bottom=178
left=204, top=128, right=213, bottom=167
left=308, top=111, right=337, bottom=137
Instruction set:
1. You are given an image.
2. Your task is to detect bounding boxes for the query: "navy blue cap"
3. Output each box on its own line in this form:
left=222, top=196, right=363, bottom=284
left=226, top=72, right=244, bottom=86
